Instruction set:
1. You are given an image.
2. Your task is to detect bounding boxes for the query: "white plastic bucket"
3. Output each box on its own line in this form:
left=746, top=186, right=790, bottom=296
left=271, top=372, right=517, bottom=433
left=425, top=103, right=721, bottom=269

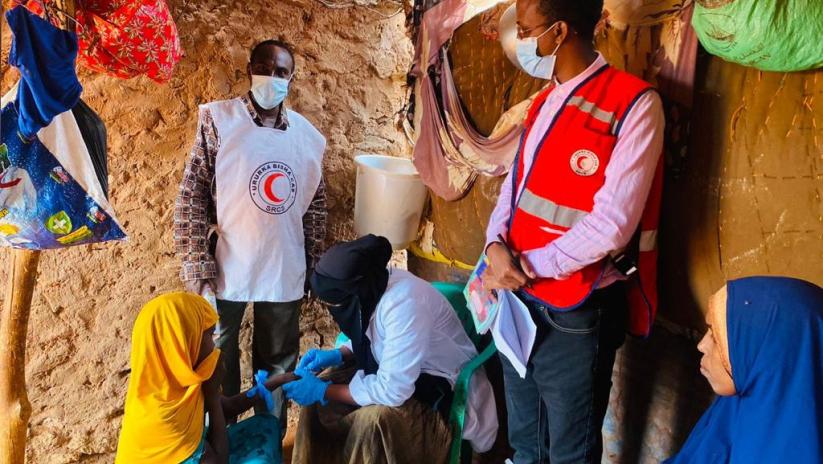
left=354, top=154, right=428, bottom=250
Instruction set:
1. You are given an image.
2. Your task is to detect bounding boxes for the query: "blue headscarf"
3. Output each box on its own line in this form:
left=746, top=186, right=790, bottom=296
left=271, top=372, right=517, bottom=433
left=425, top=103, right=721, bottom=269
left=6, top=6, right=82, bottom=138
left=665, top=276, right=823, bottom=464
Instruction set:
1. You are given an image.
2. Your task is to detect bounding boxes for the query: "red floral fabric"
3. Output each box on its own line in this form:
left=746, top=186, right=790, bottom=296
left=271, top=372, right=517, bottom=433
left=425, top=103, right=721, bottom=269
left=76, top=0, right=182, bottom=83
left=17, top=0, right=182, bottom=83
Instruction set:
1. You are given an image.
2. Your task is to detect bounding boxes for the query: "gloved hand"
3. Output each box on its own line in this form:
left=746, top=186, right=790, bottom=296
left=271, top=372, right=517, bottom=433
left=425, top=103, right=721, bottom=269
left=245, top=369, right=275, bottom=412
left=283, top=370, right=331, bottom=406
left=297, top=348, right=343, bottom=373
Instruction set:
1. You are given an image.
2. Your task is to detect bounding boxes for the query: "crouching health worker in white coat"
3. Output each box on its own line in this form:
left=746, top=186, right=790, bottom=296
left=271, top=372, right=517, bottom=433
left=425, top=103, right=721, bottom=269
left=284, top=235, right=498, bottom=463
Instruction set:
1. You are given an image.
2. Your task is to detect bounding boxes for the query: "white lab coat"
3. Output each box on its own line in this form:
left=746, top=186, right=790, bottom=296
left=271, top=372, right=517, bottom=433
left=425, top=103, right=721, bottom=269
left=346, top=269, right=499, bottom=452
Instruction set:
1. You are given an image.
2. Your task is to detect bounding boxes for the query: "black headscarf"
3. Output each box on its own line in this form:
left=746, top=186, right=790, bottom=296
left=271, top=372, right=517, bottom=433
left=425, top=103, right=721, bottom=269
left=309, top=234, right=392, bottom=375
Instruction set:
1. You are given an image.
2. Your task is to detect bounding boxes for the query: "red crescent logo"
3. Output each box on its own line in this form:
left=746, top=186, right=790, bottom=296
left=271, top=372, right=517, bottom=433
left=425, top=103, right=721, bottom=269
left=0, top=178, right=21, bottom=189
left=263, top=172, right=285, bottom=203
left=570, top=150, right=599, bottom=176
left=249, top=162, right=296, bottom=214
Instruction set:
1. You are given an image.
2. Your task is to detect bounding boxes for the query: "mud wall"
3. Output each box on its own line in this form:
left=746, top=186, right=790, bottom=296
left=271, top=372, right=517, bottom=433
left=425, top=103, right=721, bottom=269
left=660, top=53, right=823, bottom=328
left=0, top=1, right=412, bottom=462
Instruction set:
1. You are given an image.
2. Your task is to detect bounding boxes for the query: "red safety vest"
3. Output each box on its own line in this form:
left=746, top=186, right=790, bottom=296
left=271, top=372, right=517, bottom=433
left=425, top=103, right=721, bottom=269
left=508, top=65, right=663, bottom=337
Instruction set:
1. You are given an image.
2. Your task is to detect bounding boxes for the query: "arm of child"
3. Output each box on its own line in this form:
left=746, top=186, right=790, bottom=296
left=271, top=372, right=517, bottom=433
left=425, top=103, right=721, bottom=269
left=220, top=372, right=300, bottom=421
left=202, top=374, right=229, bottom=464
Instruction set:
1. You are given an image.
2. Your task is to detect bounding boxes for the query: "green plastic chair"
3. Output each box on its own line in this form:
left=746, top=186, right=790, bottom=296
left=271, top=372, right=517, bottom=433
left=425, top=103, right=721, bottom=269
left=333, top=281, right=497, bottom=464
left=432, top=282, right=497, bottom=464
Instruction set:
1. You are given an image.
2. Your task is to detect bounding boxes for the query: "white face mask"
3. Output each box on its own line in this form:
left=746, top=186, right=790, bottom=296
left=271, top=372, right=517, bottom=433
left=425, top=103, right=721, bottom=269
left=250, top=75, right=290, bottom=110
left=515, top=23, right=562, bottom=80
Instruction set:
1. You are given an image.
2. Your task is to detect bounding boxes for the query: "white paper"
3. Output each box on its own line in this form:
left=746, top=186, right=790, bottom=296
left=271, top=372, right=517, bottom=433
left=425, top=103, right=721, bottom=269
left=491, top=290, right=536, bottom=378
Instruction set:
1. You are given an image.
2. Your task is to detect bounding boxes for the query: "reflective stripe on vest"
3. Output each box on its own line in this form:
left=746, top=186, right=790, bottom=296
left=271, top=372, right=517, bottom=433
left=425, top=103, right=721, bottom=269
left=519, top=188, right=589, bottom=229
left=523, top=187, right=660, bottom=253
left=567, top=96, right=617, bottom=134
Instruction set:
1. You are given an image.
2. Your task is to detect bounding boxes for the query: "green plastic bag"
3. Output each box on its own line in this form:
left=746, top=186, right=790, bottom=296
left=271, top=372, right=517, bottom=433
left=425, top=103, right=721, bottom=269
left=693, top=0, right=823, bottom=72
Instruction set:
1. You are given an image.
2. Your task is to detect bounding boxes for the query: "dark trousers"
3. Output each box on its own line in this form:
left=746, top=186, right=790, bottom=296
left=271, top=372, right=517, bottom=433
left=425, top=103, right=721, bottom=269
left=215, top=299, right=301, bottom=429
left=501, top=284, right=627, bottom=464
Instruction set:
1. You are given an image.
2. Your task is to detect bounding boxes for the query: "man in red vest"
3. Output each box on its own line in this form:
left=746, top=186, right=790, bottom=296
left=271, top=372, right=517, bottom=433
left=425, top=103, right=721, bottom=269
left=484, top=0, right=664, bottom=462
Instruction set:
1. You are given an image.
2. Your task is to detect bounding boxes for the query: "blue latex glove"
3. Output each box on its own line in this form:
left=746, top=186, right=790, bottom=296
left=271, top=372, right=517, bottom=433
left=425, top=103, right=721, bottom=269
left=283, top=370, right=331, bottom=406
left=245, top=369, right=275, bottom=412
left=297, top=348, right=343, bottom=373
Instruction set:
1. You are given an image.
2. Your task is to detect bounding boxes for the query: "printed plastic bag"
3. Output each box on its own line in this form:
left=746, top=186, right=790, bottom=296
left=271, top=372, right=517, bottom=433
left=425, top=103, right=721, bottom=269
left=0, top=88, right=126, bottom=249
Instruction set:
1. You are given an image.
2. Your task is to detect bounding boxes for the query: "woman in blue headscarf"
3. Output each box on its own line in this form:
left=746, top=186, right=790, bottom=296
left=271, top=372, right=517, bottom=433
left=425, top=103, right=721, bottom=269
left=666, top=276, right=823, bottom=463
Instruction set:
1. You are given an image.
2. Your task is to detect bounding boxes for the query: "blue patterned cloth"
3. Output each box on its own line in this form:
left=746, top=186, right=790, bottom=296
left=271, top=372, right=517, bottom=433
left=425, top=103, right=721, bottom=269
left=228, top=413, right=282, bottom=464
left=179, top=414, right=282, bottom=464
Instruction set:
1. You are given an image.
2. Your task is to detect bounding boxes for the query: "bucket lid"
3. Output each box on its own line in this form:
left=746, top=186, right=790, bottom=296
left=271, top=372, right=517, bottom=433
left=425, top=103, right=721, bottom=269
left=355, top=154, right=420, bottom=178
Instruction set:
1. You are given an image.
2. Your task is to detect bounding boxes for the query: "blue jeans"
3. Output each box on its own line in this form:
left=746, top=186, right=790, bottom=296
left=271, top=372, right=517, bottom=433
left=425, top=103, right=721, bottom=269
left=501, top=284, right=627, bottom=464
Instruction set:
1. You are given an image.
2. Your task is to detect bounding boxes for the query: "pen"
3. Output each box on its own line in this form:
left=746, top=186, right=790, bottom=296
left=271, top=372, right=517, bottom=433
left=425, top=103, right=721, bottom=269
left=496, top=234, right=533, bottom=289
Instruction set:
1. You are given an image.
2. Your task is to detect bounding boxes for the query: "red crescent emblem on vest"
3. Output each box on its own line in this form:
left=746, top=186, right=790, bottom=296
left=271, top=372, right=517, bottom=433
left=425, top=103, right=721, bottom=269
left=263, top=172, right=285, bottom=204
left=570, top=150, right=599, bottom=176
left=249, top=161, right=297, bottom=215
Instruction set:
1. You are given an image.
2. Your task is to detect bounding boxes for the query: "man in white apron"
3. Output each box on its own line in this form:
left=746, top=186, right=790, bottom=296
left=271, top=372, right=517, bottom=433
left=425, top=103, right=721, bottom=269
left=174, top=39, right=327, bottom=429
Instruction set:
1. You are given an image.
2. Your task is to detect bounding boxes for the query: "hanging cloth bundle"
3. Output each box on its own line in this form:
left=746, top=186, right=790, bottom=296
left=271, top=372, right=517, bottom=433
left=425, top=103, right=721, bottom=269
left=6, top=5, right=82, bottom=138
left=71, top=100, right=108, bottom=197
left=15, top=0, right=183, bottom=82
left=407, top=0, right=544, bottom=201
left=1, top=6, right=125, bottom=249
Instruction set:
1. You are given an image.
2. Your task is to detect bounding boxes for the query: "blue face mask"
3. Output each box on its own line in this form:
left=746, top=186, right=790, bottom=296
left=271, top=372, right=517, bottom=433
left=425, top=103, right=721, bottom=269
left=250, top=75, right=290, bottom=109
left=515, top=23, right=561, bottom=80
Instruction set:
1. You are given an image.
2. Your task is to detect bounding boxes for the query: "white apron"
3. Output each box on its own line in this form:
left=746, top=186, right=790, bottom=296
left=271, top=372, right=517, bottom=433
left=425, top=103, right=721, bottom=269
left=207, top=98, right=325, bottom=302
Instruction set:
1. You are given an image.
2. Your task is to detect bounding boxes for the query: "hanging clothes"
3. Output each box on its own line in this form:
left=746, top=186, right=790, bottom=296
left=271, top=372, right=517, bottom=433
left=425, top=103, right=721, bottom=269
left=15, top=0, right=183, bottom=83
left=408, top=0, right=537, bottom=201
left=71, top=100, right=109, bottom=198
left=2, top=7, right=122, bottom=249
left=6, top=6, right=82, bottom=138
left=74, top=0, right=183, bottom=83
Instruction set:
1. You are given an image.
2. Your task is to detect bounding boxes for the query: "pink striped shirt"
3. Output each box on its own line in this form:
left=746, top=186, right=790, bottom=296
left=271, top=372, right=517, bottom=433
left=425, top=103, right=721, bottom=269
left=485, top=54, right=664, bottom=288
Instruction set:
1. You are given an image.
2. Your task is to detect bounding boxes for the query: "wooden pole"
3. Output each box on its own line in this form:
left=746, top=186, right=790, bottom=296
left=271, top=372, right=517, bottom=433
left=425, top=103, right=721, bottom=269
left=0, top=249, right=41, bottom=464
